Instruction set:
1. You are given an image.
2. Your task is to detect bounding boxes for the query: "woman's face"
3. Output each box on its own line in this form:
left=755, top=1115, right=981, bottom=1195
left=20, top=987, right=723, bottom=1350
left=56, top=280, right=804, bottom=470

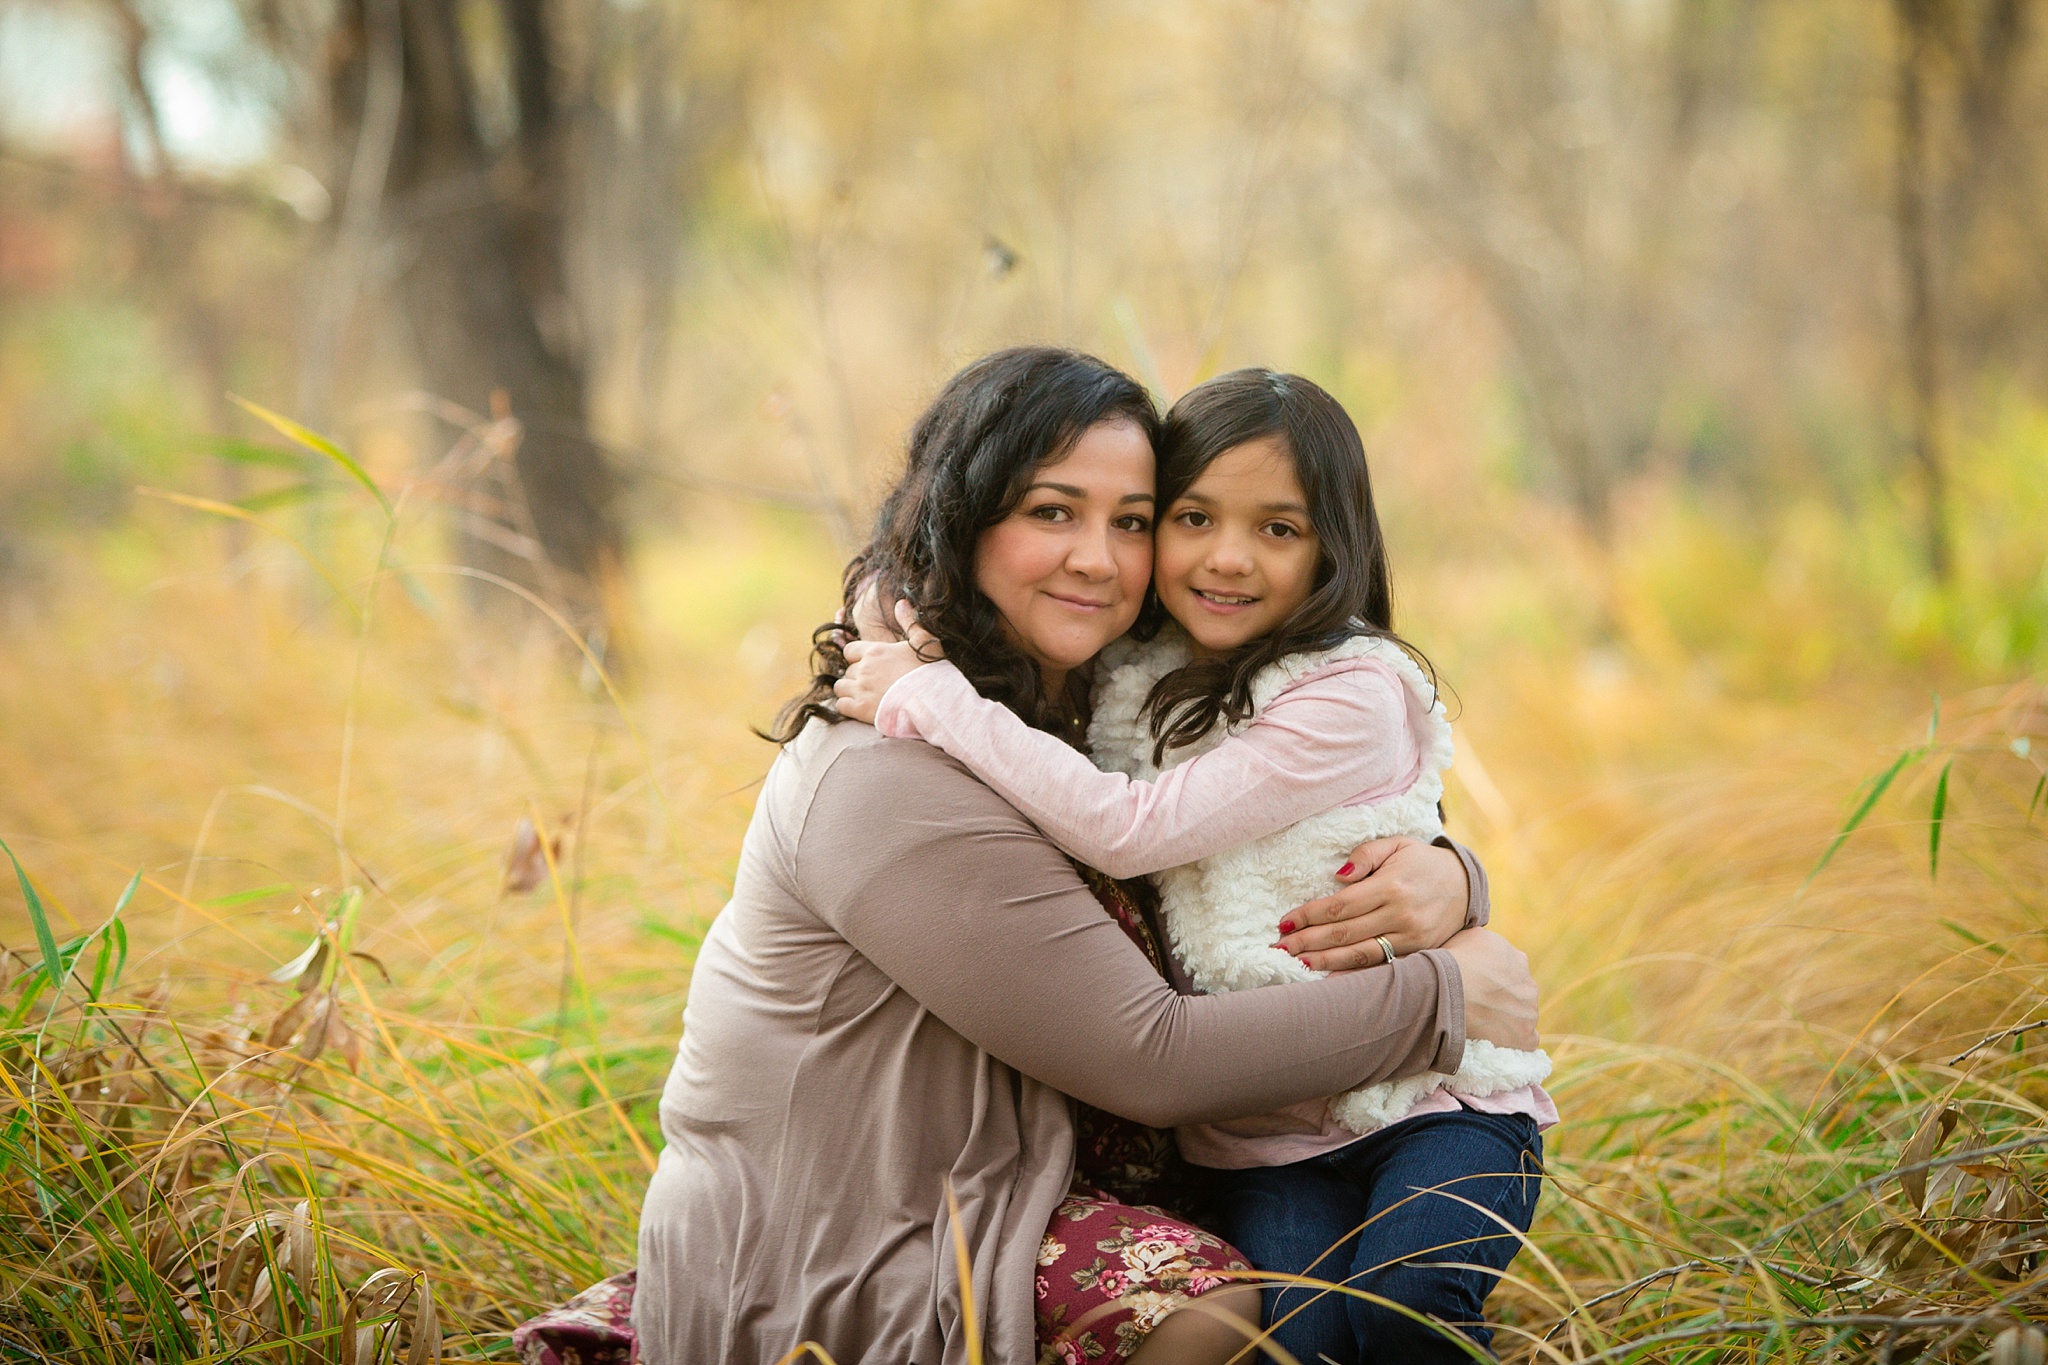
left=973, top=418, right=1156, bottom=692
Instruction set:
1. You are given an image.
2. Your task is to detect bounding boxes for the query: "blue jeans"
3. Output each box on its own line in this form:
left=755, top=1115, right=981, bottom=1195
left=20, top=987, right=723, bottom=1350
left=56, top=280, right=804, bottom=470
left=1207, top=1108, right=1543, bottom=1364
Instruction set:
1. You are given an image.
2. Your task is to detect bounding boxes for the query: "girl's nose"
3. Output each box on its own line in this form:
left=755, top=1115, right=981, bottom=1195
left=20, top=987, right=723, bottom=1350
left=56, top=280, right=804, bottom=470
left=1206, top=533, right=1255, bottom=575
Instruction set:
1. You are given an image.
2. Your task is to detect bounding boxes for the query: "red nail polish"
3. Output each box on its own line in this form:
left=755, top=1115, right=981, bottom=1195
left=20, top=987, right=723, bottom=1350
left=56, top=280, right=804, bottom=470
left=1278, top=920, right=1296, bottom=935
left=1336, top=862, right=1354, bottom=878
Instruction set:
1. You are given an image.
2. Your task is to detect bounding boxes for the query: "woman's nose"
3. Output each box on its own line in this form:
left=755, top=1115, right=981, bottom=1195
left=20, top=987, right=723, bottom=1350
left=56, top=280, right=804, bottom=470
left=1066, top=522, right=1117, bottom=579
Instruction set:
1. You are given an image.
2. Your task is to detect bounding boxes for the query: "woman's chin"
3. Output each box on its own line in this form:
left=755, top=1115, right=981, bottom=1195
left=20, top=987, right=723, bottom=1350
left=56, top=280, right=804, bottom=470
left=1027, top=624, right=1131, bottom=677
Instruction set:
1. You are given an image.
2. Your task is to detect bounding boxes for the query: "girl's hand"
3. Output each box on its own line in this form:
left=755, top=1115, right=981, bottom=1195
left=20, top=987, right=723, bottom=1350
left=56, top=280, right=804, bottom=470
left=832, top=602, right=944, bottom=724
left=1272, top=836, right=1468, bottom=970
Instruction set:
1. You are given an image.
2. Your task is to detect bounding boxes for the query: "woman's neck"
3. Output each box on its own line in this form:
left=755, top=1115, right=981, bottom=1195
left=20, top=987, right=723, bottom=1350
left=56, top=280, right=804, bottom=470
left=1039, top=663, right=1092, bottom=744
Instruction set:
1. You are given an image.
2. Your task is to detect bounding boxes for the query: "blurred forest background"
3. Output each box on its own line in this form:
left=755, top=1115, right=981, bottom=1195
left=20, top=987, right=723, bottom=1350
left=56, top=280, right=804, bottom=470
left=2, top=1, right=2046, bottom=1361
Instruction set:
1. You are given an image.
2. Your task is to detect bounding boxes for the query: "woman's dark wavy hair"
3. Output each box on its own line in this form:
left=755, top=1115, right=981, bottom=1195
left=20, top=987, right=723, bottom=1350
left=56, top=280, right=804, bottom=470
left=1140, top=368, right=1434, bottom=764
left=767, top=346, right=1160, bottom=743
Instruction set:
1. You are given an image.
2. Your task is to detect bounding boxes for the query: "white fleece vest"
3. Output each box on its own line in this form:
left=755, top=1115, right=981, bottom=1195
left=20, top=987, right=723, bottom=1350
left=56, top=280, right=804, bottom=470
left=1087, top=627, right=1551, bottom=1134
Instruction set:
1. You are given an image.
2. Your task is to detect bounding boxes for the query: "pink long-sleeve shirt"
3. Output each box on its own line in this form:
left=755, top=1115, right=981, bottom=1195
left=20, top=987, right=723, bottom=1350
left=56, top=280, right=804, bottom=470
left=874, top=655, right=1557, bottom=1168
left=875, top=655, right=1428, bottom=879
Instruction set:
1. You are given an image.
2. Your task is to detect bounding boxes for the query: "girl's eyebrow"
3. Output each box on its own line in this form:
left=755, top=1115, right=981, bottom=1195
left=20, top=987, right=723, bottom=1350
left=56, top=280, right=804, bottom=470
left=1173, top=490, right=1308, bottom=515
left=1026, top=481, right=1155, bottom=505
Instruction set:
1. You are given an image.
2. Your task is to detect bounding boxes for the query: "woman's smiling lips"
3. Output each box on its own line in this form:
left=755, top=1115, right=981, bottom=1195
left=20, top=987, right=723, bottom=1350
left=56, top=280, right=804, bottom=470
left=1044, top=590, right=1115, bottom=613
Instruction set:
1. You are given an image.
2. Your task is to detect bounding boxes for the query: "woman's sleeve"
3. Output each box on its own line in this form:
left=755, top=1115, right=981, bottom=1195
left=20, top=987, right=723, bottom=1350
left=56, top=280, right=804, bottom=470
left=1444, top=838, right=1490, bottom=928
left=871, top=659, right=1421, bottom=879
left=795, top=738, right=1465, bottom=1129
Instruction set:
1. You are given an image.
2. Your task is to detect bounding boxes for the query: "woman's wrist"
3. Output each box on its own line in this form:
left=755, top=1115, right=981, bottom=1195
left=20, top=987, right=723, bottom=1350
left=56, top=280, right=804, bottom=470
left=1435, top=836, right=1488, bottom=930
left=1418, top=946, right=1466, bottom=1075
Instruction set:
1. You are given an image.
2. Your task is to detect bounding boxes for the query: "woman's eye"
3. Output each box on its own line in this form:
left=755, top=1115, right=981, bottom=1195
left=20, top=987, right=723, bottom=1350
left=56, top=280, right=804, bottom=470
left=1026, top=504, right=1072, bottom=523
left=1113, top=514, right=1152, bottom=533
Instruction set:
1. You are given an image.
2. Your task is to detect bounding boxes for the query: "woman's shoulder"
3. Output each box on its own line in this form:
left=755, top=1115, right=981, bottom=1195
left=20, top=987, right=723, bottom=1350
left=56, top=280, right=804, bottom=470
left=792, top=715, right=1036, bottom=830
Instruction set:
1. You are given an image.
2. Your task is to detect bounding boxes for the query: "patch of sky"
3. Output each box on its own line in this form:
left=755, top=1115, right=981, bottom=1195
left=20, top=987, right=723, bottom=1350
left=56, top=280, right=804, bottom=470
left=0, top=0, right=279, bottom=172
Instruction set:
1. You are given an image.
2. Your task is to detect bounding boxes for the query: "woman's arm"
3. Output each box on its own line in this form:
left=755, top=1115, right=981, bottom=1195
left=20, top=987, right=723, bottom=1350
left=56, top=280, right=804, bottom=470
left=795, top=735, right=1469, bottom=1128
left=862, top=658, right=1422, bottom=880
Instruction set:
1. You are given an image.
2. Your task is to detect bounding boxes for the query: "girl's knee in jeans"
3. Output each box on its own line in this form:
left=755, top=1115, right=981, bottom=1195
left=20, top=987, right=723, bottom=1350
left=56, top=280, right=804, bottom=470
left=1349, top=1262, right=1495, bottom=1363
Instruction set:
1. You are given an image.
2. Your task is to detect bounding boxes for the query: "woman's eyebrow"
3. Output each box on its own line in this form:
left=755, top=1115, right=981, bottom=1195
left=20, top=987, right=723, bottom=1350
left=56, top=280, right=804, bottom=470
left=1025, top=482, right=1155, bottom=504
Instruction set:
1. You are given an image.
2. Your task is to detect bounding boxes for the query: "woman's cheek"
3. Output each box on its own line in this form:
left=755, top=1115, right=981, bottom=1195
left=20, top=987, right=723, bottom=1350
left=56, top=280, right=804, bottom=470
left=1111, top=546, right=1151, bottom=635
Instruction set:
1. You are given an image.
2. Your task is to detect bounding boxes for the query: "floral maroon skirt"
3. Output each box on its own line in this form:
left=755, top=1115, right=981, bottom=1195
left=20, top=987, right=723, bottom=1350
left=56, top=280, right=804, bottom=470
left=1033, top=1189, right=1250, bottom=1364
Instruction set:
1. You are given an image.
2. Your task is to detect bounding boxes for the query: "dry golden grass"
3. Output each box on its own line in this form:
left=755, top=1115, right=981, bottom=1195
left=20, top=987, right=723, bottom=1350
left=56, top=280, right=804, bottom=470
left=2, top=437, right=2044, bottom=1362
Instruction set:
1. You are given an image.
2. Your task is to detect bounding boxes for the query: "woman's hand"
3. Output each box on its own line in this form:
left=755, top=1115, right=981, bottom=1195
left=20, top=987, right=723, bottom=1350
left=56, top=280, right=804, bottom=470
left=1272, top=836, right=1468, bottom=970
left=832, top=602, right=944, bottom=725
left=1442, top=928, right=1540, bottom=1050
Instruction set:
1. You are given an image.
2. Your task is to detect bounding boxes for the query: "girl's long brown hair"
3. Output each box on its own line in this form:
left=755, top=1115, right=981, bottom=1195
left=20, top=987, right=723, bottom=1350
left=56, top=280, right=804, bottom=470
left=1141, top=368, right=1435, bottom=764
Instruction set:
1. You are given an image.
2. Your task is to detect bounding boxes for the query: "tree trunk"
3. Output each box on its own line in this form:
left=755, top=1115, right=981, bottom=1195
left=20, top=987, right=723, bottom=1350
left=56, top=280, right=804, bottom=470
left=341, top=0, right=623, bottom=636
left=1894, top=0, right=1954, bottom=582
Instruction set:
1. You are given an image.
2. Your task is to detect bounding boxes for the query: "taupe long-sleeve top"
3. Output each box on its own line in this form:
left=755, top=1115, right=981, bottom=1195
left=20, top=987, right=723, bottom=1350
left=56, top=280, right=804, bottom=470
left=632, top=719, right=1467, bottom=1365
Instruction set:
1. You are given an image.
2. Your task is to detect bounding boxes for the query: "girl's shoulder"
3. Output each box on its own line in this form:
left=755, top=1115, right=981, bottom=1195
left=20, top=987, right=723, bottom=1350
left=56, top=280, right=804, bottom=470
left=1086, top=626, right=1194, bottom=779
left=1095, top=624, right=1194, bottom=683
left=1244, top=631, right=1441, bottom=720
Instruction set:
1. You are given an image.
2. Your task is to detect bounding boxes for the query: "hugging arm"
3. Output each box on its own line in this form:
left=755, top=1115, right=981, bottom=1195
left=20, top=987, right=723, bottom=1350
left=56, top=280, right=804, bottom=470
left=797, top=741, right=1467, bottom=1128
left=866, top=658, right=1420, bottom=880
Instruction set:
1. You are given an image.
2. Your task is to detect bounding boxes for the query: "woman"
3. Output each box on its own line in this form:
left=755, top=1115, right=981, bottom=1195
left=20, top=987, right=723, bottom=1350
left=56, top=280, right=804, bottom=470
left=620, top=348, right=1537, bottom=1365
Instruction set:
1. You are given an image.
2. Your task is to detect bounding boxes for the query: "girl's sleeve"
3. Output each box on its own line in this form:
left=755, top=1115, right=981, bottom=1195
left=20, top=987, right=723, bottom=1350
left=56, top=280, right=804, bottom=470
left=871, top=658, right=1423, bottom=878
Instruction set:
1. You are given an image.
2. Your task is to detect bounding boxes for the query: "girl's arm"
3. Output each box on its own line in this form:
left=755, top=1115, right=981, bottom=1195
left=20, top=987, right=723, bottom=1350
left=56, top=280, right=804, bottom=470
left=869, top=655, right=1424, bottom=879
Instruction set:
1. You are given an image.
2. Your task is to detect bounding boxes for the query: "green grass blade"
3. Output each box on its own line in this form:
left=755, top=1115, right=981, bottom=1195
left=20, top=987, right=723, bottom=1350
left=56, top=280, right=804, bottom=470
left=205, top=435, right=313, bottom=471
left=1806, top=748, right=1918, bottom=885
left=1, top=837, right=66, bottom=994
left=2030, top=773, right=2045, bottom=825
left=230, top=394, right=393, bottom=518
left=235, top=481, right=327, bottom=514
left=1928, top=758, right=1951, bottom=880
left=86, top=875, right=138, bottom=998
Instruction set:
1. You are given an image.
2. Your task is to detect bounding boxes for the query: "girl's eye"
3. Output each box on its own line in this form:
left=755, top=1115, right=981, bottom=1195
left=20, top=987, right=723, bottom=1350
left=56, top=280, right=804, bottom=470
left=1174, top=509, right=1212, bottom=529
left=1263, top=521, right=1302, bottom=540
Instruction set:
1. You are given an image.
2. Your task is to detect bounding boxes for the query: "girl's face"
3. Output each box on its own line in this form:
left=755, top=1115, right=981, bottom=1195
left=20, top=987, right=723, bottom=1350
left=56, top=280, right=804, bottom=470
left=973, top=419, right=1156, bottom=691
left=1155, top=435, right=1321, bottom=656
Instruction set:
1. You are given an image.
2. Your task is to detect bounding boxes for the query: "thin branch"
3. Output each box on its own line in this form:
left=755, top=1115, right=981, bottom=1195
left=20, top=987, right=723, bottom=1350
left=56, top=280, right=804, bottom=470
left=1542, top=1256, right=1836, bottom=1342
left=1950, top=1020, right=2048, bottom=1066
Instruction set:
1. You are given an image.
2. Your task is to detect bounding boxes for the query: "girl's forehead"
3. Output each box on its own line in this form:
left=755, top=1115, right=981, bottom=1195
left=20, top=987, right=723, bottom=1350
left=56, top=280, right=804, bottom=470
left=1181, top=437, right=1303, bottom=497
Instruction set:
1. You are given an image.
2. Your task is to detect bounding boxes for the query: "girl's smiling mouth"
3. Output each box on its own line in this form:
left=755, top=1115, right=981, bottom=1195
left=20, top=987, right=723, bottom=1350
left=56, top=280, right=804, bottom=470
left=1190, top=587, right=1260, bottom=609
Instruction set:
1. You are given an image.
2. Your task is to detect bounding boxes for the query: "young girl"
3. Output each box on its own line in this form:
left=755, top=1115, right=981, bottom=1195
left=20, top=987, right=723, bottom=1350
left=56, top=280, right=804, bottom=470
left=835, top=369, right=1555, bottom=1365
